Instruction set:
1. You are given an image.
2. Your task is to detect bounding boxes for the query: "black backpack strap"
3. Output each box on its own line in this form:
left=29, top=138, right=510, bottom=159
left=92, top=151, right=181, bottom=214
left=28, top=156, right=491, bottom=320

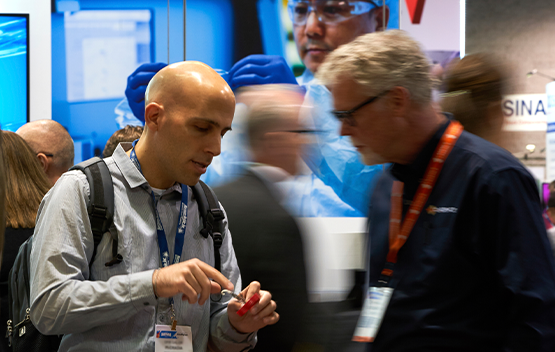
left=21, top=238, right=33, bottom=307
left=69, top=157, right=122, bottom=268
left=192, top=181, right=225, bottom=272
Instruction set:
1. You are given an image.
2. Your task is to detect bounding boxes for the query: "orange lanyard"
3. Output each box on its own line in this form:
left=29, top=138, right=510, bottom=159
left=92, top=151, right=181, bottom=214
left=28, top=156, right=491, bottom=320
left=380, top=121, right=464, bottom=282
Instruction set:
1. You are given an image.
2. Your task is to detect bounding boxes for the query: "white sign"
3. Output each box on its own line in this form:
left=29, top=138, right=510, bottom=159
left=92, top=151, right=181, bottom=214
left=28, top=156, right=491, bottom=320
left=502, top=94, right=547, bottom=131
left=545, top=83, right=555, bottom=181
left=400, top=0, right=460, bottom=51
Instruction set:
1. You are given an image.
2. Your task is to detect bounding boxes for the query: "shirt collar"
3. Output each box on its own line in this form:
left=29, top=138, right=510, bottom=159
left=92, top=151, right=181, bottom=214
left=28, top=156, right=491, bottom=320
left=390, top=116, right=452, bottom=185
left=248, top=163, right=294, bottom=203
left=297, top=69, right=316, bottom=86
left=112, top=142, right=183, bottom=194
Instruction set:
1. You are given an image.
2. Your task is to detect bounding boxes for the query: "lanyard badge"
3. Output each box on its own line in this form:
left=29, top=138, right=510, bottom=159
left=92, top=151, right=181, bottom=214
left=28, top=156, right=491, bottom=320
left=130, top=141, right=189, bottom=330
left=353, top=121, right=463, bottom=343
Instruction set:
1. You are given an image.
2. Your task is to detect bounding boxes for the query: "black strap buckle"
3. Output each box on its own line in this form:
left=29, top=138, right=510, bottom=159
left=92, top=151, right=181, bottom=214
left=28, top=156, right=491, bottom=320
left=212, top=232, right=223, bottom=250
left=210, top=209, right=224, bottom=221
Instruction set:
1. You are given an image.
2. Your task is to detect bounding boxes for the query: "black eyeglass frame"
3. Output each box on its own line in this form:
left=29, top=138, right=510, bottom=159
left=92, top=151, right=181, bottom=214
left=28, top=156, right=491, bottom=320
left=331, top=90, right=389, bottom=126
left=36, top=152, right=54, bottom=158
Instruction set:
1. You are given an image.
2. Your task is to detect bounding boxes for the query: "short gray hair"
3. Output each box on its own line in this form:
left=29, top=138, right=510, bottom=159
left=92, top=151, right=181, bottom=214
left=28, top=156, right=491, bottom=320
left=317, top=30, right=434, bottom=106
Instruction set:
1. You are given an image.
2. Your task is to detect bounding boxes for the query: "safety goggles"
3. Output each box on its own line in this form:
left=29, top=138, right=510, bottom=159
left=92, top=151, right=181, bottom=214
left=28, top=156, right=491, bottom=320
left=287, top=0, right=380, bottom=26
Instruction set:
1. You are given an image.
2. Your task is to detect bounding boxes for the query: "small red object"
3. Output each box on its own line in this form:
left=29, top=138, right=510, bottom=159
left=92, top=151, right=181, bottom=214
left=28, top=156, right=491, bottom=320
left=236, top=293, right=261, bottom=316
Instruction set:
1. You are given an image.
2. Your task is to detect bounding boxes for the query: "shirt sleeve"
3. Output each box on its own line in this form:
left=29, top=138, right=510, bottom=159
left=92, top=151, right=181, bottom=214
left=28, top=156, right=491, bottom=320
left=479, top=168, right=555, bottom=351
left=208, top=204, right=257, bottom=351
left=29, top=172, right=158, bottom=335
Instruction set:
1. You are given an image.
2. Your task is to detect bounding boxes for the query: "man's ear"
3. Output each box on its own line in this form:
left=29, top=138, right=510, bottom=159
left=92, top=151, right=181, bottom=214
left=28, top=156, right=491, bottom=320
left=373, top=5, right=390, bottom=32
left=387, top=86, right=411, bottom=116
left=36, top=153, right=49, bottom=173
left=144, top=102, right=163, bottom=132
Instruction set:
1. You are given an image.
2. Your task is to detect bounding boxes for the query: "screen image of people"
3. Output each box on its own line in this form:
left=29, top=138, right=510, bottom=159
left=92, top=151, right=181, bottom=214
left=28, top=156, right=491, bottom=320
left=1, top=1, right=555, bottom=352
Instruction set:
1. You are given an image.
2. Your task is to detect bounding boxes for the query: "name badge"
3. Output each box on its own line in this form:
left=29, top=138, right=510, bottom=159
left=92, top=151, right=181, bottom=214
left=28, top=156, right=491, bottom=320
left=155, top=324, right=193, bottom=352
left=352, top=287, right=394, bottom=343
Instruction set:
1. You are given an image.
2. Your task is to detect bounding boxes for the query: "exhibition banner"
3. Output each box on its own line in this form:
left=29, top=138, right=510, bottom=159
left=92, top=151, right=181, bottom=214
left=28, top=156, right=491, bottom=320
left=545, top=83, right=555, bottom=181
left=502, top=94, right=547, bottom=132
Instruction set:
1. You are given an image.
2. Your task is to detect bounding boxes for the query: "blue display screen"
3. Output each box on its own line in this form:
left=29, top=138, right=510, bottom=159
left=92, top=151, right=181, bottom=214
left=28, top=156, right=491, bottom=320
left=0, top=14, right=28, bottom=131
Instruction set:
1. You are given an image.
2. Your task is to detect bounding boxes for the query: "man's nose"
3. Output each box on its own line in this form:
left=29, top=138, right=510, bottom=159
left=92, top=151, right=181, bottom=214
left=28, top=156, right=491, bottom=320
left=305, top=9, right=325, bottom=37
left=339, top=120, right=353, bottom=137
left=206, top=134, right=222, bottom=157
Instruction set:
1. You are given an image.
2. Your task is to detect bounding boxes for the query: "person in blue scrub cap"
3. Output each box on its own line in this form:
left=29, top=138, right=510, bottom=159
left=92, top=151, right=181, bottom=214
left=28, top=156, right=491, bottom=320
left=118, top=0, right=389, bottom=217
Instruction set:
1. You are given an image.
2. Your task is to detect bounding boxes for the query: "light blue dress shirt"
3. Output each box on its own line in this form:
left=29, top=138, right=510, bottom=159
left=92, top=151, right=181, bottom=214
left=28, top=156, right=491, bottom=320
left=29, top=143, right=254, bottom=351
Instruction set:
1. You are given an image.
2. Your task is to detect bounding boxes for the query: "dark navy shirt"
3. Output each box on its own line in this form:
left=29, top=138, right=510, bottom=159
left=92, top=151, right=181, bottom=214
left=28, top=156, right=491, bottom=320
left=367, top=119, right=555, bottom=352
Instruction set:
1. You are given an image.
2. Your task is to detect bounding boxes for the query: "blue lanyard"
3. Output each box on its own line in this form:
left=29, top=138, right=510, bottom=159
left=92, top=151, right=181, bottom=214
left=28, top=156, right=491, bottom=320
left=130, top=140, right=188, bottom=269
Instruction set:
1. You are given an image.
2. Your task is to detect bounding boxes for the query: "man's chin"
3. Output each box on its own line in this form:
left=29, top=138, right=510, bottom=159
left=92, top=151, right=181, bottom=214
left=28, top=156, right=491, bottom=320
left=180, top=172, right=202, bottom=187
left=182, top=178, right=201, bottom=187
left=304, top=57, right=325, bottom=74
left=361, top=152, right=387, bottom=166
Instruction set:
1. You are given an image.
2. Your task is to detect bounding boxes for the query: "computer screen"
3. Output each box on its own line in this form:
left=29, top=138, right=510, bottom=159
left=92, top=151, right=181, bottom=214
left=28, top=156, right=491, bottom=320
left=64, top=10, right=152, bottom=102
left=0, top=14, right=29, bottom=131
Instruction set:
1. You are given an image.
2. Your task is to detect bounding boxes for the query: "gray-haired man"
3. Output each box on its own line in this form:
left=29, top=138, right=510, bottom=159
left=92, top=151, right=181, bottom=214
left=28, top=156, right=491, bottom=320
left=318, top=30, right=555, bottom=351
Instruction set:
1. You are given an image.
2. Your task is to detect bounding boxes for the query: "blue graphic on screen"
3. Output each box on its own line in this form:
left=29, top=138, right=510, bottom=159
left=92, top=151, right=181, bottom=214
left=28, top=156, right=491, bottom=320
left=0, top=15, right=28, bottom=131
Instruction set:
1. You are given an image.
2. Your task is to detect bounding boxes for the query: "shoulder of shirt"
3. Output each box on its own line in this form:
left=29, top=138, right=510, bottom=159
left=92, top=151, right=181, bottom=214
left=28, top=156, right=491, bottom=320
left=53, top=156, right=122, bottom=200
left=453, top=131, right=531, bottom=178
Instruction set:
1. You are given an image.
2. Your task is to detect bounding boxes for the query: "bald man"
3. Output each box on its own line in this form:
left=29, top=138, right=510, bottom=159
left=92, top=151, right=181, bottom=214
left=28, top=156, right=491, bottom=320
left=17, top=119, right=74, bottom=185
left=30, top=62, right=278, bottom=352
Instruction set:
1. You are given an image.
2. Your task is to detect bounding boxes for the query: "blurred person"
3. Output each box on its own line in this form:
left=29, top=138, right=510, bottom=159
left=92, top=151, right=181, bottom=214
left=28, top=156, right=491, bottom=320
left=121, top=0, right=390, bottom=217
left=0, top=132, right=51, bottom=352
left=215, top=85, right=311, bottom=351
left=440, top=55, right=555, bottom=235
left=16, top=119, right=74, bottom=186
left=103, top=125, right=144, bottom=158
left=545, top=180, right=555, bottom=229
left=318, top=30, right=555, bottom=351
left=441, top=53, right=507, bottom=146
left=29, top=61, right=278, bottom=351
left=545, top=194, right=555, bottom=257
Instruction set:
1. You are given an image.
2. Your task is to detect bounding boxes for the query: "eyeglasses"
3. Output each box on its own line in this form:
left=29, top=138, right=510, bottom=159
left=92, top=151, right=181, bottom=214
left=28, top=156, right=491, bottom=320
left=287, top=0, right=379, bottom=26
left=283, top=129, right=321, bottom=134
left=36, top=152, right=54, bottom=157
left=331, top=90, right=388, bottom=126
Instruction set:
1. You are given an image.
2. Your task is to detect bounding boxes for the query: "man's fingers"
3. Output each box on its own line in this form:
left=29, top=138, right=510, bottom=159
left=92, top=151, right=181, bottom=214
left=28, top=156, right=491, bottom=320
left=126, top=86, right=147, bottom=103
left=156, top=259, right=232, bottom=304
left=210, top=281, right=222, bottom=295
left=229, top=73, right=267, bottom=90
left=249, top=289, right=271, bottom=315
left=184, top=269, right=204, bottom=304
left=263, top=312, right=280, bottom=326
left=228, top=55, right=272, bottom=77
left=177, top=281, right=199, bottom=304
left=253, top=298, right=276, bottom=319
left=196, top=260, right=233, bottom=291
left=241, top=281, right=261, bottom=301
left=129, top=71, right=157, bottom=89
left=189, top=264, right=211, bottom=305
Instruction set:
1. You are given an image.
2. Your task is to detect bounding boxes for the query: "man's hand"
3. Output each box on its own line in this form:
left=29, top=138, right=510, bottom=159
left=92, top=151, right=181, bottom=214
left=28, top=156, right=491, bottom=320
left=125, top=62, right=168, bottom=122
left=227, top=281, right=279, bottom=333
left=153, top=258, right=233, bottom=305
left=227, top=55, right=298, bottom=91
